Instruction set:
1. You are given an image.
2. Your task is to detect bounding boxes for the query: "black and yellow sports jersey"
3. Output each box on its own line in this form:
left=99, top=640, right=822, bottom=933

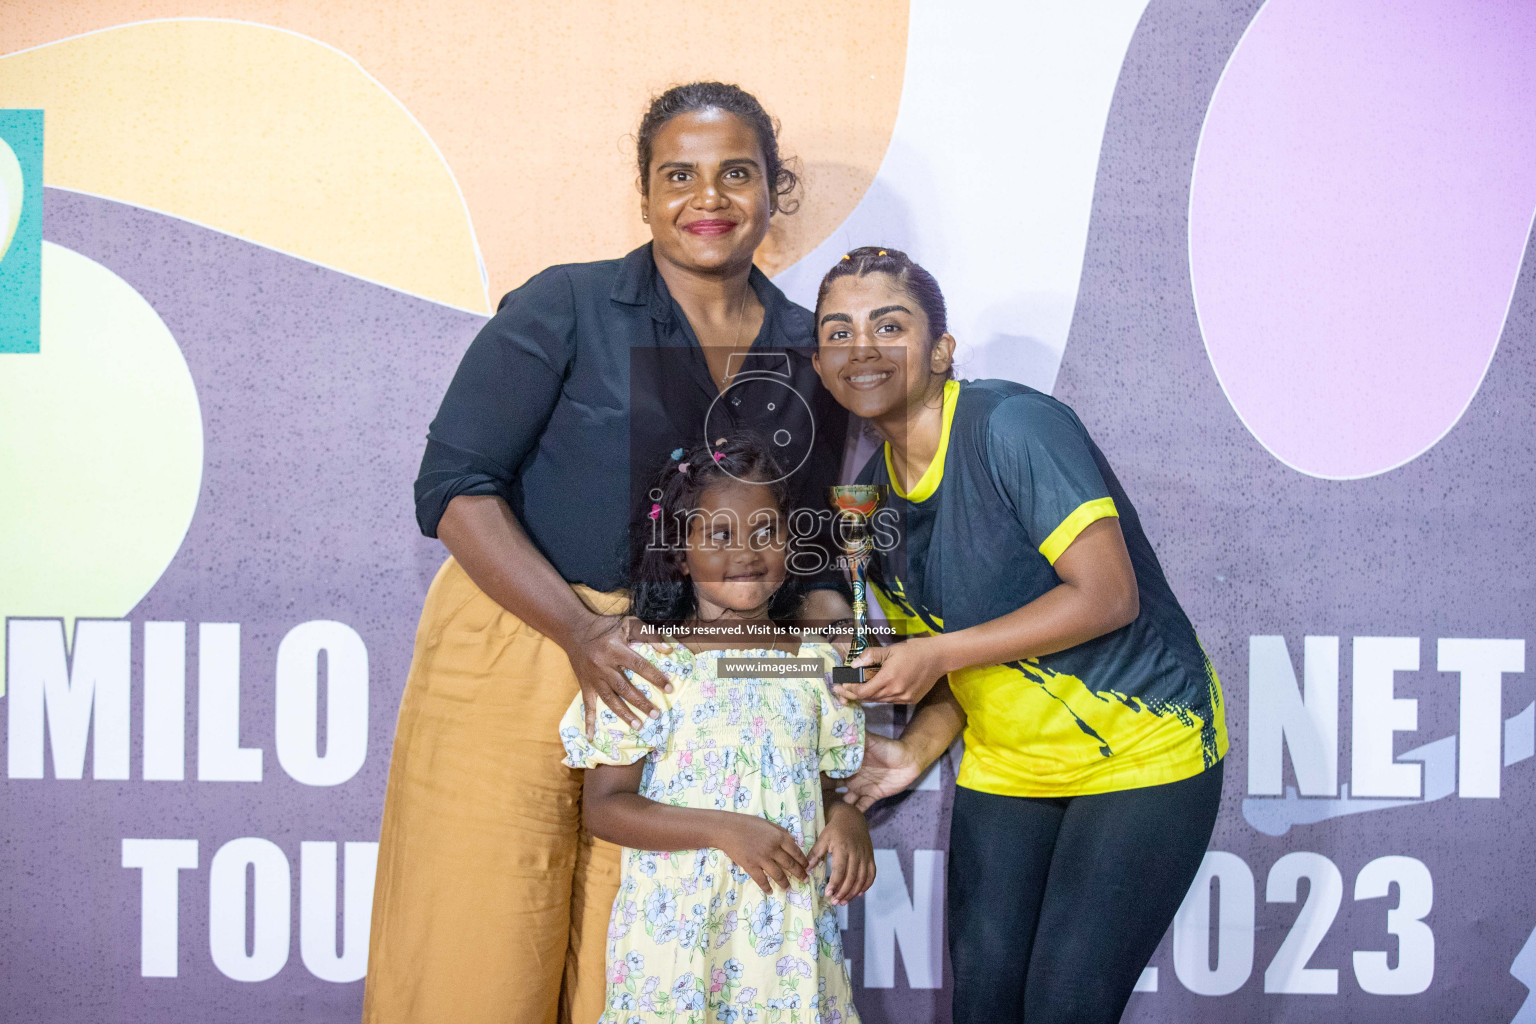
left=863, top=379, right=1227, bottom=797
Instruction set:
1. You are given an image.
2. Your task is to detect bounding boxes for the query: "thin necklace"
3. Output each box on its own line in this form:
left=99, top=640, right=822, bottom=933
left=719, top=282, right=751, bottom=387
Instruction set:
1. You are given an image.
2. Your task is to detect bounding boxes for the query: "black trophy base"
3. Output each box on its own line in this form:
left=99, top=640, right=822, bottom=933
left=831, top=665, right=866, bottom=686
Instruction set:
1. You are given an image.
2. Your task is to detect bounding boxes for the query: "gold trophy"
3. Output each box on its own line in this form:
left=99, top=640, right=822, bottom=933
left=827, top=484, right=889, bottom=685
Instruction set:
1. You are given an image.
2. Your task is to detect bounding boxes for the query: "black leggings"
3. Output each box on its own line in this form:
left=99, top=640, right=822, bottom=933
left=948, top=761, right=1224, bottom=1024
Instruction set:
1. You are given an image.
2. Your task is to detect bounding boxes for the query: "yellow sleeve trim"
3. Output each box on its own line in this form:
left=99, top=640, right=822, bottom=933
left=1038, top=497, right=1119, bottom=565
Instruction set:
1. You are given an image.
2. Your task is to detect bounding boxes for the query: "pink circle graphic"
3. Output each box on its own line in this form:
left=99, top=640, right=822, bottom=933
left=1190, top=0, right=1536, bottom=479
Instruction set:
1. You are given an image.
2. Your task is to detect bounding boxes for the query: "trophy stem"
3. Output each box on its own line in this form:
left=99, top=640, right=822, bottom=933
left=849, top=566, right=869, bottom=662
left=825, top=483, right=888, bottom=687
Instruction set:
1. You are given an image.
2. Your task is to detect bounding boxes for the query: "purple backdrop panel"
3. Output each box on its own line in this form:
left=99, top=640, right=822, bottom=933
left=2, top=189, right=953, bottom=1024
left=1189, top=0, right=1536, bottom=479
left=0, top=188, right=479, bottom=1022
left=1063, top=0, right=1536, bottom=1020
left=7, top=2, right=1536, bottom=1019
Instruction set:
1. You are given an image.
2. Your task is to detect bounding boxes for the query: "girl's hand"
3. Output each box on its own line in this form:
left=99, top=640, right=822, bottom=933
left=832, top=638, right=945, bottom=705
left=566, top=614, right=673, bottom=735
left=842, top=733, right=926, bottom=811
left=807, top=802, right=875, bottom=905
left=717, top=816, right=810, bottom=895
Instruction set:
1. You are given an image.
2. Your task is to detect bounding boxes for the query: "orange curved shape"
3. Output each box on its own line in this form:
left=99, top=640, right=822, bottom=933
left=0, top=21, right=487, bottom=310
left=3, top=4, right=908, bottom=301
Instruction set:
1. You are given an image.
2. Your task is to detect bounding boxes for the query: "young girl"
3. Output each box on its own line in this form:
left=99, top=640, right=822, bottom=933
left=559, top=437, right=871, bottom=1024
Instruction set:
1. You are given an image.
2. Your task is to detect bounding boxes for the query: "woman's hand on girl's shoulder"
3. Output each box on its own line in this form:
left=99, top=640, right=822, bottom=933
left=808, top=802, right=875, bottom=905
left=567, top=614, right=674, bottom=736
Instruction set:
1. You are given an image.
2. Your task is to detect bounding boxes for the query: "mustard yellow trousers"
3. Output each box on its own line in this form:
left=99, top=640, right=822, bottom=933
left=362, top=558, right=623, bottom=1024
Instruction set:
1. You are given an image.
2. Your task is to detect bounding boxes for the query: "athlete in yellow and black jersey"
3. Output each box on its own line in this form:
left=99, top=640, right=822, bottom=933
left=810, top=247, right=1225, bottom=1024
left=863, top=376, right=1228, bottom=798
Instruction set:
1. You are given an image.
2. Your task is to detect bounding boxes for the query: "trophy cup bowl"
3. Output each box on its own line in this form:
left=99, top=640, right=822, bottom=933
left=828, top=484, right=887, bottom=519
left=827, top=484, right=889, bottom=687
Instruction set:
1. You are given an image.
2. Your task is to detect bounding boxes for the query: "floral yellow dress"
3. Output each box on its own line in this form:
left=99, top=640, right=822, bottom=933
left=559, top=639, right=865, bottom=1024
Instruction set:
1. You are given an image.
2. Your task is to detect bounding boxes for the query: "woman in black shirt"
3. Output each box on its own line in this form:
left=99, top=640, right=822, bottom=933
left=363, top=83, right=850, bottom=1024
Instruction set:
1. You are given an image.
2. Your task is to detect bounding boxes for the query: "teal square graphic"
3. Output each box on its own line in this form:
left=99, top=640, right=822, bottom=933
left=0, top=109, right=43, bottom=355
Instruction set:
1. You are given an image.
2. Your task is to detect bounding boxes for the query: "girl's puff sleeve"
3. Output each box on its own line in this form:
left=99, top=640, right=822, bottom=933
left=559, top=643, right=681, bottom=769
left=813, top=642, right=866, bottom=777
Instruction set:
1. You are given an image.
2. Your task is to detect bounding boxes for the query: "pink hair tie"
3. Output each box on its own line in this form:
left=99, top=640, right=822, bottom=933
left=678, top=463, right=690, bottom=475
left=648, top=503, right=661, bottom=519
left=712, top=452, right=724, bottom=463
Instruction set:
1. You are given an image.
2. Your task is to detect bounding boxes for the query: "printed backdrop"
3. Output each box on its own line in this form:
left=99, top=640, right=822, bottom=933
left=3, top=1, right=1535, bottom=1021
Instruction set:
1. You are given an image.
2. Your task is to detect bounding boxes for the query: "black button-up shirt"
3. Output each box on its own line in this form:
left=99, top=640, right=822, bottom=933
left=415, top=243, right=849, bottom=593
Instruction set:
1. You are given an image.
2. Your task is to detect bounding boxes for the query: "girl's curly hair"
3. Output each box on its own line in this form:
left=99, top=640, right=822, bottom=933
left=629, top=434, right=805, bottom=625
